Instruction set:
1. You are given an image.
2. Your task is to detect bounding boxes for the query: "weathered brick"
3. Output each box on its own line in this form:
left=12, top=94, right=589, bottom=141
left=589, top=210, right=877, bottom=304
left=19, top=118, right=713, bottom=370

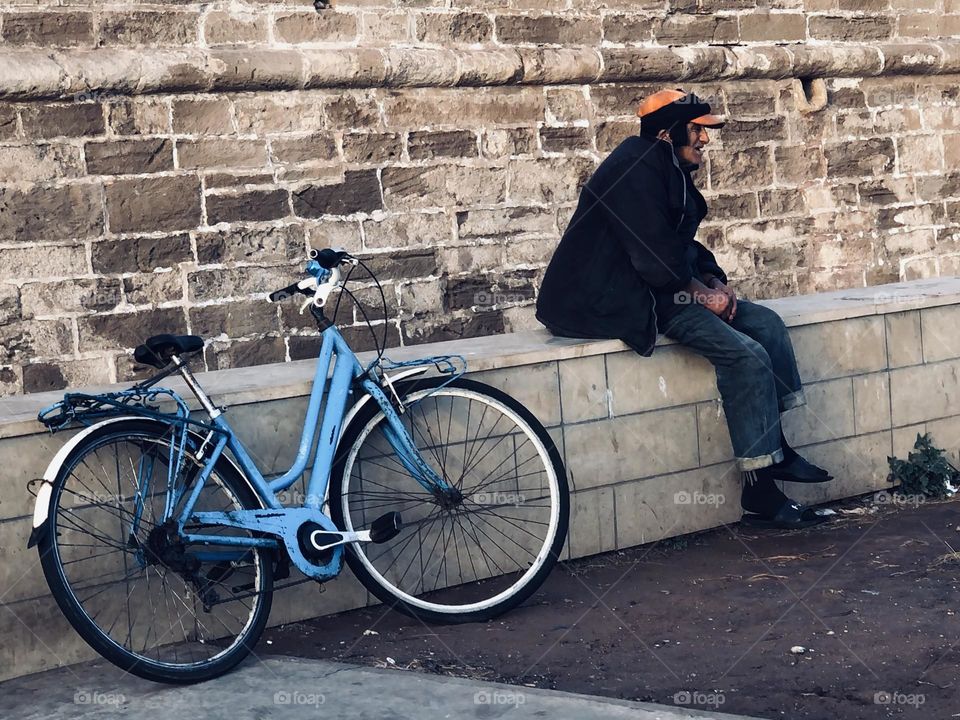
left=92, top=234, right=192, bottom=273
left=122, top=272, right=183, bottom=306
left=1, top=11, right=93, bottom=46
left=402, top=310, right=504, bottom=345
left=270, top=134, right=338, bottom=164
left=482, top=128, right=538, bottom=157
left=323, top=92, right=382, bottom=129
left=360, top=212, right=447, bottom=249
left=707, top=192, right=760, bottom=221
left=233, top=96, right=325, bottom=134
left=206, top=190, right=291, bottom=224
left=539, top=126, right=592, bottom=152
left=273, top=11, right=359, bottom=43
left=0, top=106, right=18, bottom=140
left=84, top=139, right=174, bottom=175
left=0, top=319, right=73, bottom=363
left=383, top=88, right=545, bottom=128
left=189, top=302, right=279, bottom=338
left=177, top=139, right=267, bottom=169
left=897, top=135, right=943, bottom=174
left=382, top=165, right=506, bottom=209
left=293, top=170, right=383, bottom=216
left=416, top=12, right=492, bottom=43
left=457, top=206, right=556, bottom=238
left=20, top=278, right=122, bottom=318
left=408, top=130, right=478, bottom=159
left=290, top=323, right=401, bottom=358
left=759, top=189, right=806, bottom=216
left=206, top=336, right=286, bottom=371
left=362, top=12, right=411, bottom=43
left=362, top=249, right=438, bottom=280
left=21, top=103, right=105, bottom=139
left=107, top=99, right=169, bottom=136
left=824, top=138, right=895, bottom=179
left=495, top=14, right=601, bottom=45
left=709, top=146, right=774, bottom=190
left=203, top=172, right=275, bottom=189
left=444, top=272, right=536, bottom=311
left=188, top=266, right=293, bottom=302
left=0, top=144, right=84, bottom=183
left=99, top=11, right=199, bottom=46
left=0, top=245, right=87, bottom=281
left=342, top=132, right=402, bottom=163
left=105, top=176, right=201, bottom=234
left=203, top=11, right=268, bottom=46
left=507, top=157, right=595, bottom=203
left=595, top=121, right=637, bottom=152
left=809, top=15, right=894, bottom=41
left=602, top=14, right=654, bottom=44
left=774, top=144, right=825, bottom=185
left=0, top=284, right=19, bottom=325
left=654, top=14, right=739, bottom=44
left=739, top=13, right=806, bottom=42
left=79, top=308, right=185, bottom=351
left=0, top=184, right=103, bottom=243
left=196, top=224, right=305, bottom=265
left=172, top=99, right=233, bottom=135
left=22, top=363, right=67, bottom=393
left=717, top=117, right=788, bottom=146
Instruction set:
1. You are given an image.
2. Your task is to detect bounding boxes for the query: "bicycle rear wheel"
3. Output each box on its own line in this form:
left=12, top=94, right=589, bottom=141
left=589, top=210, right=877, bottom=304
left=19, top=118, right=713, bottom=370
left=331, top=376, right=569, bottom=623
left=37, top=418, right=274, bottom=683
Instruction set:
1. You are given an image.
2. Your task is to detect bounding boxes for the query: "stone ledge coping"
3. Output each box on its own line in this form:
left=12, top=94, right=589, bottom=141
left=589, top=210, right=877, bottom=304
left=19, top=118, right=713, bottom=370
left=1, top=277, right=958, bottom=439
left=1, top=42, right=957, bottom=101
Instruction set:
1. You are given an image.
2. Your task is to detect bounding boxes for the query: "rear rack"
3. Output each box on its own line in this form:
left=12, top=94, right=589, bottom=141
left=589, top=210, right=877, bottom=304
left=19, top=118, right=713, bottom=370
left=38, top=387, right=197, bottom=434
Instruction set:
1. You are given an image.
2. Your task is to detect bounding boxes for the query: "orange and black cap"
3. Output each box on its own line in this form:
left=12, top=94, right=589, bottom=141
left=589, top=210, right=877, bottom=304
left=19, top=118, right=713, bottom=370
left=637, top=89, right=726, bottom=134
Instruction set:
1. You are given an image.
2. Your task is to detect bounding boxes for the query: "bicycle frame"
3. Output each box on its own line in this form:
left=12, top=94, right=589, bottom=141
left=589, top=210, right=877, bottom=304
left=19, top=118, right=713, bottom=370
left=175, top=323, right=454, bottom=570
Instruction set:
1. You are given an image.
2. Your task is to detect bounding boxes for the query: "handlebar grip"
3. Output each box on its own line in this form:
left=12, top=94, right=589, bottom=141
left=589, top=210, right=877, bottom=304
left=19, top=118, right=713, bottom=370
left=309, top=248, right=351, bottom=269
left=268, top=282, right=302, bottom=302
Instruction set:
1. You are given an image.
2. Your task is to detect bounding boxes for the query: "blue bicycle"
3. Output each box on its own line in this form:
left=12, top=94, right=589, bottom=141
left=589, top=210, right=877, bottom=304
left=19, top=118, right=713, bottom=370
left=28, top=248, right=569, bottom=683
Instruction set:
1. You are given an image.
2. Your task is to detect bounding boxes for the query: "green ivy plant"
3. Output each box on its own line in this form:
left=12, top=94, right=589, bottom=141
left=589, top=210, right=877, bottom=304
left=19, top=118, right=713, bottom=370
left=886, top=433, right=959, bottom=499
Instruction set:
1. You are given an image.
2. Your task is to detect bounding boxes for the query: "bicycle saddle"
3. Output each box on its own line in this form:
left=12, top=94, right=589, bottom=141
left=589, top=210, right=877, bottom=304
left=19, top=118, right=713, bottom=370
left=133, top=334, right=204, bottom=368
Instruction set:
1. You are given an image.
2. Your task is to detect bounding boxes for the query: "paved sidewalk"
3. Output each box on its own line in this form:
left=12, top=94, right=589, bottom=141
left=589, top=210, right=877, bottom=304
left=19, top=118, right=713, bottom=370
left=0, top=655, right=763, bottom=720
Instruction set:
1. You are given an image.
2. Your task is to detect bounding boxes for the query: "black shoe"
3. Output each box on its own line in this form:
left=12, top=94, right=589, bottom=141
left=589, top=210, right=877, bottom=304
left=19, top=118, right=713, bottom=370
left=741, top=499, right=831, bottom=529
left=762, top=455, right=834, bottom=483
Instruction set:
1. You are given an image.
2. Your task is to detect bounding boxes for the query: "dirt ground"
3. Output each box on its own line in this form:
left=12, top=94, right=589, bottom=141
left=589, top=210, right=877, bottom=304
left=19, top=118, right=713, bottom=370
left=264, top=495, right=960, bottom=720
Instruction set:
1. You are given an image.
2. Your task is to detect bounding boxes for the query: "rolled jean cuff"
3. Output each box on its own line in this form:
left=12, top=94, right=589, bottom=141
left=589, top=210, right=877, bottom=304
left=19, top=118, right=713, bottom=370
left=780, top=389, right=806, bottom=412
left=738, top=447, right=785, bottom=472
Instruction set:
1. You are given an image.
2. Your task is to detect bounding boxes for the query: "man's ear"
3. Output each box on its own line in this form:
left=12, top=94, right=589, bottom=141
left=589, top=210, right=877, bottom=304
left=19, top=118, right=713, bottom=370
left=656, top=129, right=672, bottom=144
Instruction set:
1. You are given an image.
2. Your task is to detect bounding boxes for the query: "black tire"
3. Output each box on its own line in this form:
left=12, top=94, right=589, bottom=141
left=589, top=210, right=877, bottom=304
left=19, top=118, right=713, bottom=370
left=330, top=376, right=569, bottom=624
left=37, top=418, right=274, bottom=683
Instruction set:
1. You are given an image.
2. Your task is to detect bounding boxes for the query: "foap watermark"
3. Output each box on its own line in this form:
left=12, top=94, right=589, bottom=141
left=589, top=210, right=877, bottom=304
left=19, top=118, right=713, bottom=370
left=473, top=491, right=526, bottom=507
left=874, top=691, right=925, bottom=707
left=70, top=489, right=125, bottom=507
left=474, top=689, right=526, bottom=706
left=74, top=690, right=125, bottom=706
left=874, top=491, right=927, bottom=508
left=673, top=690, right=726, bottom=708
left=273, top=689, right=326, bottom=707
left=674, top=490, right=725, bottom=507
left=474, top=290, right=530, bottom=308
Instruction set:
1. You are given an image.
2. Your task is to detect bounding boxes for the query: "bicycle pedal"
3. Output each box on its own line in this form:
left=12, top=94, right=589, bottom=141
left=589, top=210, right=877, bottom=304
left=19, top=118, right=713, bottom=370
left=369, top=512, right=402, bottom=543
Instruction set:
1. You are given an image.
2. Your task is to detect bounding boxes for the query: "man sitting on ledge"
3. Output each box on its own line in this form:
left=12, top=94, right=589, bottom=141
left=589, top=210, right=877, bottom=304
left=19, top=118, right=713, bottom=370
left=536, top=89, right=834, bottom=530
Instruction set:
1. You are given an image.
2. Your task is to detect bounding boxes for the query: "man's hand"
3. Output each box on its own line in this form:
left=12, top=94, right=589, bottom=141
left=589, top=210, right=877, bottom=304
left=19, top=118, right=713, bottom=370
left=689, top=280, right=731, bottom=320
left=709, top=278, right=737, bottom=323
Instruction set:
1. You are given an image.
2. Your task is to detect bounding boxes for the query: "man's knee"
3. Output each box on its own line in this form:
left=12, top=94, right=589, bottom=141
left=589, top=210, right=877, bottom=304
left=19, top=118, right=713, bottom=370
left=723, top=336, right=772, bottom=371
left=737, top=303, right=790, bottom=346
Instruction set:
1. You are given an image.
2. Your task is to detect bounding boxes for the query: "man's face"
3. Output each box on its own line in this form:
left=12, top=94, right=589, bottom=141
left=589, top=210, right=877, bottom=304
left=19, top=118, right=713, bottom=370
left=675, top=123, right=710, bottom=168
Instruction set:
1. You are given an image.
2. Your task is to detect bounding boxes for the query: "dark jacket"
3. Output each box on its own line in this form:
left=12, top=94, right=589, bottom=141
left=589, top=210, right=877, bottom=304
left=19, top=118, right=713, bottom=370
left=536, top=134, right=727, bottom=356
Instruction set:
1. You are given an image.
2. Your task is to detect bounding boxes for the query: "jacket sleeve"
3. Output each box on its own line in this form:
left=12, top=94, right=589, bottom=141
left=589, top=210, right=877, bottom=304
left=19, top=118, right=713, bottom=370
left=694, top=241, right=728, bottom=285
left=594, top=156, right=693, bottom=293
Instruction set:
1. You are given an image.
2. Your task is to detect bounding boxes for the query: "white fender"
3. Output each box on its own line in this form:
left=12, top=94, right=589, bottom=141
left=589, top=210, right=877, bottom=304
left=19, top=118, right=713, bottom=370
left=31, top=416, right=143, bottom=532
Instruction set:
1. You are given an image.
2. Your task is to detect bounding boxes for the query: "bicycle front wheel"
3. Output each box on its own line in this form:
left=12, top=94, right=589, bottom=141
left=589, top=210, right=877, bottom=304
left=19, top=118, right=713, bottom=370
left=331, top=376, right=569, bottom=624
left=37, top=419, right=274, bottom=683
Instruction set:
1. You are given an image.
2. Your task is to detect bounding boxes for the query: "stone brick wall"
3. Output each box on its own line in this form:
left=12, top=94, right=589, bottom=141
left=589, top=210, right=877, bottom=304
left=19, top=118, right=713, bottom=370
left=2, top=0, right=960, bottom=396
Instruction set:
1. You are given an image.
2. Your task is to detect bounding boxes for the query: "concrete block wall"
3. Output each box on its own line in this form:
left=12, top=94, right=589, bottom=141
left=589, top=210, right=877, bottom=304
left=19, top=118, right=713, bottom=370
left=1, top=277, right=959, bottom=681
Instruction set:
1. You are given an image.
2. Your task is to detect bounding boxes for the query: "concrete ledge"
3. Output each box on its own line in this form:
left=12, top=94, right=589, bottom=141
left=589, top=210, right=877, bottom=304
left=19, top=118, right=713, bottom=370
left=2, top=277, right=958, bottom=439
left=3, top=42, right=960, bottom=100
left=3, top=277, right=960, bottom=680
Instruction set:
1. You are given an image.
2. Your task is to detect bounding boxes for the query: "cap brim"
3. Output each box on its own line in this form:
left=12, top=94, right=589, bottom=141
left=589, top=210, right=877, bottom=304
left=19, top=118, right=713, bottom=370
left=692, top=113, right=725, bottom=128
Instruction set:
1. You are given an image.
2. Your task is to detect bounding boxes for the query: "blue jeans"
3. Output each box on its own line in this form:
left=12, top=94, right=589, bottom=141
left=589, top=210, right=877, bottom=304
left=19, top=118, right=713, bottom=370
left=660, top=299, right=806, bottom=471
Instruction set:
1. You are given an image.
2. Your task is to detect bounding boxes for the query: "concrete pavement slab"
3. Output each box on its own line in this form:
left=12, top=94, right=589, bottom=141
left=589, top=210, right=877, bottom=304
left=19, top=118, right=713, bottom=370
left=0, top=655, right=765, bottom=720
